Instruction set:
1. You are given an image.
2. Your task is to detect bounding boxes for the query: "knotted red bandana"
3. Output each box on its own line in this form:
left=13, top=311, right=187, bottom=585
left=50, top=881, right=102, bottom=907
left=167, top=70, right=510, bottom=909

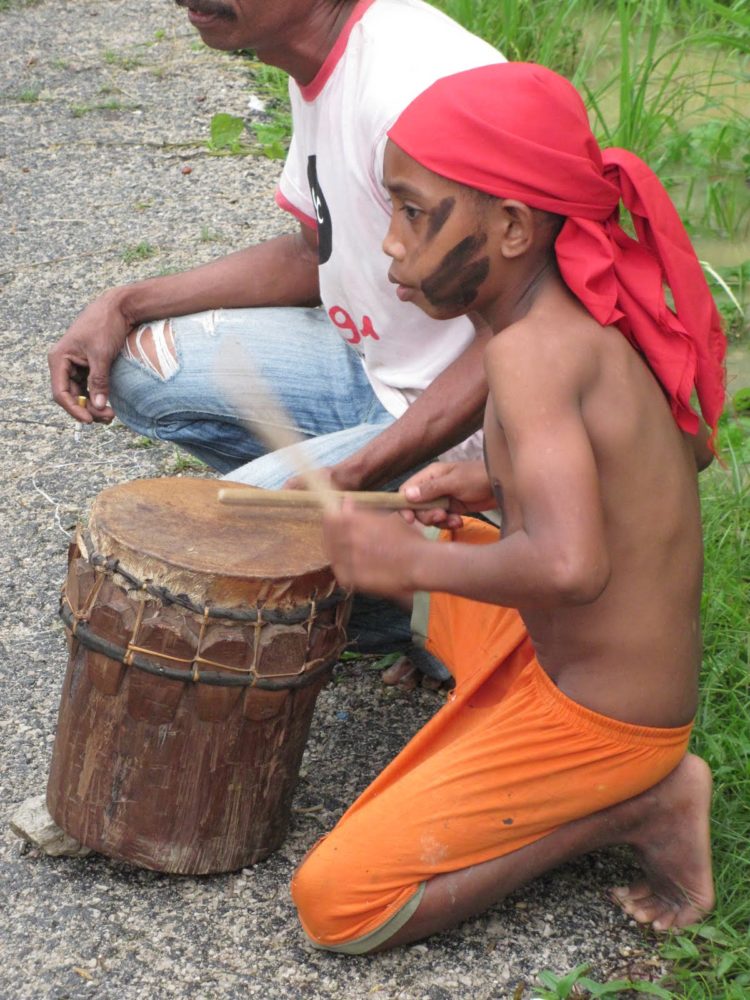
left=388, top=62, right=726, bottom=438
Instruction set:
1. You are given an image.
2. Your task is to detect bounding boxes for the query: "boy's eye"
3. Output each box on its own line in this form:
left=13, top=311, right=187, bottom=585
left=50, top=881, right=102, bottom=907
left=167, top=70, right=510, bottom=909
left=402, top=204, right=422, bottom=222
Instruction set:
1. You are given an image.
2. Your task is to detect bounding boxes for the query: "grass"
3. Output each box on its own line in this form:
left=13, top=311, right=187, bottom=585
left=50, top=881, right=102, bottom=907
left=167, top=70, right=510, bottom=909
left=121, top=241, right=157, bottom=264
left=0, top=0, right=42, bottom=10
left=651, top=425, right=750, bottom=1000
left=70, top=99, right=139, bottom=117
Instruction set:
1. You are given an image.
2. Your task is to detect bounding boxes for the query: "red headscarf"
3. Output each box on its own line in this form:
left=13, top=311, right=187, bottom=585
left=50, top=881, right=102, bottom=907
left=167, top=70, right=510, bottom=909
left=388, top=62, right=726, bottom=438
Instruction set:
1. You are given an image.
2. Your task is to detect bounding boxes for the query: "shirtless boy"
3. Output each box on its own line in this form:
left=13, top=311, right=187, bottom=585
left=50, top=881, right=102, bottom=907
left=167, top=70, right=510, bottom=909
left=289, top=63, right=726, bottom=954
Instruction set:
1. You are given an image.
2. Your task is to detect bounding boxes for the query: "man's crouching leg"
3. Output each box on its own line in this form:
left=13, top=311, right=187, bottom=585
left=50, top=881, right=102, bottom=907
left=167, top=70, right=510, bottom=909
left=292, top=754, right=715, bottom=954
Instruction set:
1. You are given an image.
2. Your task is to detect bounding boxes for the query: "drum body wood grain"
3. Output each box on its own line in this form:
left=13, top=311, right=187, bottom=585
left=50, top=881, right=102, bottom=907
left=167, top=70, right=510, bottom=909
left=47, top=478, right=350, bottom=874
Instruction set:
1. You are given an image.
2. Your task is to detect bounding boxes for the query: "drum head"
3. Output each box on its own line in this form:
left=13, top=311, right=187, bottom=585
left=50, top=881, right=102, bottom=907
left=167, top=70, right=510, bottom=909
left=87, top=478, right=337, bottom=608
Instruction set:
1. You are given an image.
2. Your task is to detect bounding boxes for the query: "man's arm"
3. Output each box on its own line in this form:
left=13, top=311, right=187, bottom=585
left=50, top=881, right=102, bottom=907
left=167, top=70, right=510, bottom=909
left=314, top=322, right=492, bottom=491
left=49, top=225, right=320, bottom=422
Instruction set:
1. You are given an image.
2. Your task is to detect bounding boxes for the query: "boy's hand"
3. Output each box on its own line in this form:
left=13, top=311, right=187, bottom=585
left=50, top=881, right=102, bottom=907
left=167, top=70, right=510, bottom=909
left=322, top=500, right=423, bottom=600
left=401, top=460, right=495, bottom=527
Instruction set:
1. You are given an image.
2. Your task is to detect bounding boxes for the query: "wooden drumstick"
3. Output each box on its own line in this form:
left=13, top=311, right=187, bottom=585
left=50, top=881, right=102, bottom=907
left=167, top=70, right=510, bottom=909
left=217, top=487, right=451, bottom=511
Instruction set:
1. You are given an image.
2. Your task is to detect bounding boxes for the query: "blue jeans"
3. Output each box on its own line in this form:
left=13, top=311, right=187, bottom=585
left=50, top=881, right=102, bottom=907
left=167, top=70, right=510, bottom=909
left=108, top=306, right=450, bottom=681
left=109, top=306, right=400, bottom=486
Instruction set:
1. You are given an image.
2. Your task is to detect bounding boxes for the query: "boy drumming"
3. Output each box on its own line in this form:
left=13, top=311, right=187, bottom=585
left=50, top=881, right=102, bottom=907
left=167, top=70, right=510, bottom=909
left=292, top=62, right=725, bottom=954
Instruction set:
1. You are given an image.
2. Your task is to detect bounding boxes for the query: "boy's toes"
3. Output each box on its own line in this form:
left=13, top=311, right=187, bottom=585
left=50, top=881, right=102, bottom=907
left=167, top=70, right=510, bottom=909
left=611, top=883, right=652, bottom=909
left=611, top=886, right=679, bottom=928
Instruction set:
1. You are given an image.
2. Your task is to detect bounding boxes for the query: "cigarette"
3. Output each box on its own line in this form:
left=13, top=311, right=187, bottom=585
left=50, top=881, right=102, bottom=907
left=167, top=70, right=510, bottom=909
left=77, top=395, right=88, bottom=408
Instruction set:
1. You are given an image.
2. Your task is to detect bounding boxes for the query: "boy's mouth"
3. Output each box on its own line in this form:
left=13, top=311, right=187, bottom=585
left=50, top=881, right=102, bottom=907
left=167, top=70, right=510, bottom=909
left=389, top=270, right=417, bottom=302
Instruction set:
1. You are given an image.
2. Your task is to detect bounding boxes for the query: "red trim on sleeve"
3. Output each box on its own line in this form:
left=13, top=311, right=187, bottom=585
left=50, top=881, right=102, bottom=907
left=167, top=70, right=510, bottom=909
left=298, top=0, right=376, bottom=102
left=275, top=187, right=318, bottom=230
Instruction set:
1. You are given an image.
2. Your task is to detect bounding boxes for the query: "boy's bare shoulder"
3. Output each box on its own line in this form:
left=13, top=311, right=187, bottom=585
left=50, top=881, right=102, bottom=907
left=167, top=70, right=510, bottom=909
left=485, top=296, right=604, bottom=392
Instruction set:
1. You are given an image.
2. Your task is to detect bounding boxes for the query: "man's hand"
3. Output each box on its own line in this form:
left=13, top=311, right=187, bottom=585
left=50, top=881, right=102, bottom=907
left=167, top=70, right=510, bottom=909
left=48, top=291, right=131, bottom=423
left=400, top=460, right=495, bottom=527
left=49, top=228, right=322, bottom=426
left=322, top=500, right=425, bottom=600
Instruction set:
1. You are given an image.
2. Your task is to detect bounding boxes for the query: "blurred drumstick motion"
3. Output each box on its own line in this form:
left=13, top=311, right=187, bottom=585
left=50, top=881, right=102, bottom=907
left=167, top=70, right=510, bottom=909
left=216, top=341, right=338, bottom=512
left=218, top=487, right=451, bottom=512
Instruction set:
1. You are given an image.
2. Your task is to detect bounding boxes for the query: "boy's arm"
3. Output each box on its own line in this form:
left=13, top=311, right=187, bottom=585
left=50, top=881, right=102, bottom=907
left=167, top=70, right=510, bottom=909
left=323, top=328, right=611, bottom=608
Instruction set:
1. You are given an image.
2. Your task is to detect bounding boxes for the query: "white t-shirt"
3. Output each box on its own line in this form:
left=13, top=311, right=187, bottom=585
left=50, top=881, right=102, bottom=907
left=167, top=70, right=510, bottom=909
left=276, top=0, right=503, bottom=460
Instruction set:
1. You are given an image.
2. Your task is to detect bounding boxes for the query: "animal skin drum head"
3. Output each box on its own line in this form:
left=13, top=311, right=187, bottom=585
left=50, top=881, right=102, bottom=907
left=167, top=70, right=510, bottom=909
left=87, top=477, right=336, bottom=608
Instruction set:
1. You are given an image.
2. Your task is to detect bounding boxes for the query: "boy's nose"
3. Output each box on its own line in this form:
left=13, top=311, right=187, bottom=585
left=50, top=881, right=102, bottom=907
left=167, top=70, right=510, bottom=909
left=382, top=228, right=405, bottom=260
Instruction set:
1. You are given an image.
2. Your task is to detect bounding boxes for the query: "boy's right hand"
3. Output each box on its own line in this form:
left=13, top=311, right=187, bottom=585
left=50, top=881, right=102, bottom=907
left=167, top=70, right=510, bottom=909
left=400, top=460, right=495, bottom=527
left=48, top=292, right=129, bottom=424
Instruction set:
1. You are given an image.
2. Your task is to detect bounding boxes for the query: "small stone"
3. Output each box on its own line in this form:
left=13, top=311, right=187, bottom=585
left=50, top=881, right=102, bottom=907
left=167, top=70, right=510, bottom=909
left=9, top=794, right=92, bottom=858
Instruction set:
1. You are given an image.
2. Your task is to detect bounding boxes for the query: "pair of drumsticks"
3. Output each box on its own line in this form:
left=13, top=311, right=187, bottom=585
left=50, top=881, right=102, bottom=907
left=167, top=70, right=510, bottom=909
left=215, top=343, right=449, bottom=514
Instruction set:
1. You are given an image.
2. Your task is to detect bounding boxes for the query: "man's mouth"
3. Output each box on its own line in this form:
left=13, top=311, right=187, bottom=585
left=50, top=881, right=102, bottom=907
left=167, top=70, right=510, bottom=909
left=175, top=0, right=234, bottom=23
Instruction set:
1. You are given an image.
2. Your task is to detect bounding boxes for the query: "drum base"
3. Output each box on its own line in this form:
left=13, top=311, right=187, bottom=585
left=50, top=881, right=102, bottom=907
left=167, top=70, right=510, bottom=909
left=47, top=639, right=329, bottom=875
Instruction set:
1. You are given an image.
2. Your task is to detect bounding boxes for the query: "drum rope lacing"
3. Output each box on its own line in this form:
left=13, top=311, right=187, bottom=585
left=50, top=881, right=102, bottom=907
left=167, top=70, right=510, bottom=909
left=60, top=549, right=351, bottom=690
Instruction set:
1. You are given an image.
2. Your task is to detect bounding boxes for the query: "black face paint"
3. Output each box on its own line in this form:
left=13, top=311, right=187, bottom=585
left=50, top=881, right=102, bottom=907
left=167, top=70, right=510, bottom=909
left=421, top=233, right=490, bottom=310
left=426, top=197, right=455, bottom=241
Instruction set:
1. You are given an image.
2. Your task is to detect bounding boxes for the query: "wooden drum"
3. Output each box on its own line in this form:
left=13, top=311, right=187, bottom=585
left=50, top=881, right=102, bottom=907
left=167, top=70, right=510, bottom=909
left=47, top=478, right=351, bottom=874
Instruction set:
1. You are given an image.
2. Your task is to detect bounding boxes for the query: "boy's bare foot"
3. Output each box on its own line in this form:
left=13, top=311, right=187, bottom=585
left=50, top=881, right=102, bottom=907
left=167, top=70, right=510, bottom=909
left=612, top=754, right=714, bottom=931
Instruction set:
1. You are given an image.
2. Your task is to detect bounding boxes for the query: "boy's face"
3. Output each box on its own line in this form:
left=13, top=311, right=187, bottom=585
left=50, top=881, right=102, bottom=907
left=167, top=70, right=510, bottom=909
left=382, top=141, right=499, bottom=321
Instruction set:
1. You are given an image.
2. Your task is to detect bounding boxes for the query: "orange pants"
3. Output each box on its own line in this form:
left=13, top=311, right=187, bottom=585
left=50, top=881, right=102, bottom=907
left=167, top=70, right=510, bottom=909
left=292, top=520, right=692, bottom=953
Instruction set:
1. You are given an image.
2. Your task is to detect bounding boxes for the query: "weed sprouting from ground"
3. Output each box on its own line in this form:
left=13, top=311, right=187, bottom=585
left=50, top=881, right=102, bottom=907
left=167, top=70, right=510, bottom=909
left=121, top=241, right=157, bottom=264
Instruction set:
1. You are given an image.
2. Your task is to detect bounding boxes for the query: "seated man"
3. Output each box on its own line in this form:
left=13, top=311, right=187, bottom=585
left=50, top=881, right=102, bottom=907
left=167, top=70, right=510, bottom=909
left=48, top=0, right=505, bottom=683
left=292, top=61, right=724, bottom=952
left=48, top=0, right=503, bottom=491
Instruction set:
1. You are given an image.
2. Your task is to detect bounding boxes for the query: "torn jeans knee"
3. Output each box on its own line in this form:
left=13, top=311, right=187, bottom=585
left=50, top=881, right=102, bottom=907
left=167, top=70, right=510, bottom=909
left=123, top=319, right=180, bottom=381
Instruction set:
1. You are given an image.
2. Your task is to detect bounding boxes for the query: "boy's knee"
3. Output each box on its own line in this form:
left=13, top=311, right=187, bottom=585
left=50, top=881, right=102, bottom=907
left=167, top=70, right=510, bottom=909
left=291, top=837, right=424, bottom=955
left=291, top=838, right=343, bottom=946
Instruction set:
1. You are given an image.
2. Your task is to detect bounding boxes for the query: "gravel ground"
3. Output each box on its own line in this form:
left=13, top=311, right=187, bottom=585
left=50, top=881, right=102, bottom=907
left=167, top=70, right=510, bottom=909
left=0, top=2, right=669, bottom=997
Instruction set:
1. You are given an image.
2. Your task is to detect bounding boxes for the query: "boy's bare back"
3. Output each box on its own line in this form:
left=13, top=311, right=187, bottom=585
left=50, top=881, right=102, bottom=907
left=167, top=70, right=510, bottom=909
left=484, top=274, right=702, bottom=728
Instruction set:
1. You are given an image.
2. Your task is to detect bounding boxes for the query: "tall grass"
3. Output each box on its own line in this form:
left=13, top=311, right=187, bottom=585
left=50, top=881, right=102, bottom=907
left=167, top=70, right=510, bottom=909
left=659, top=447, right=750, bottom=999
left=435, top=0, right=587, bottom=77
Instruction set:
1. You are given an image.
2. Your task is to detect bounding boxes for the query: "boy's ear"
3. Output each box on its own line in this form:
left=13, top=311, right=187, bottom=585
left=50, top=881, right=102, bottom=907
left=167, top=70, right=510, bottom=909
left=492, top=199, right=535, bottom=258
